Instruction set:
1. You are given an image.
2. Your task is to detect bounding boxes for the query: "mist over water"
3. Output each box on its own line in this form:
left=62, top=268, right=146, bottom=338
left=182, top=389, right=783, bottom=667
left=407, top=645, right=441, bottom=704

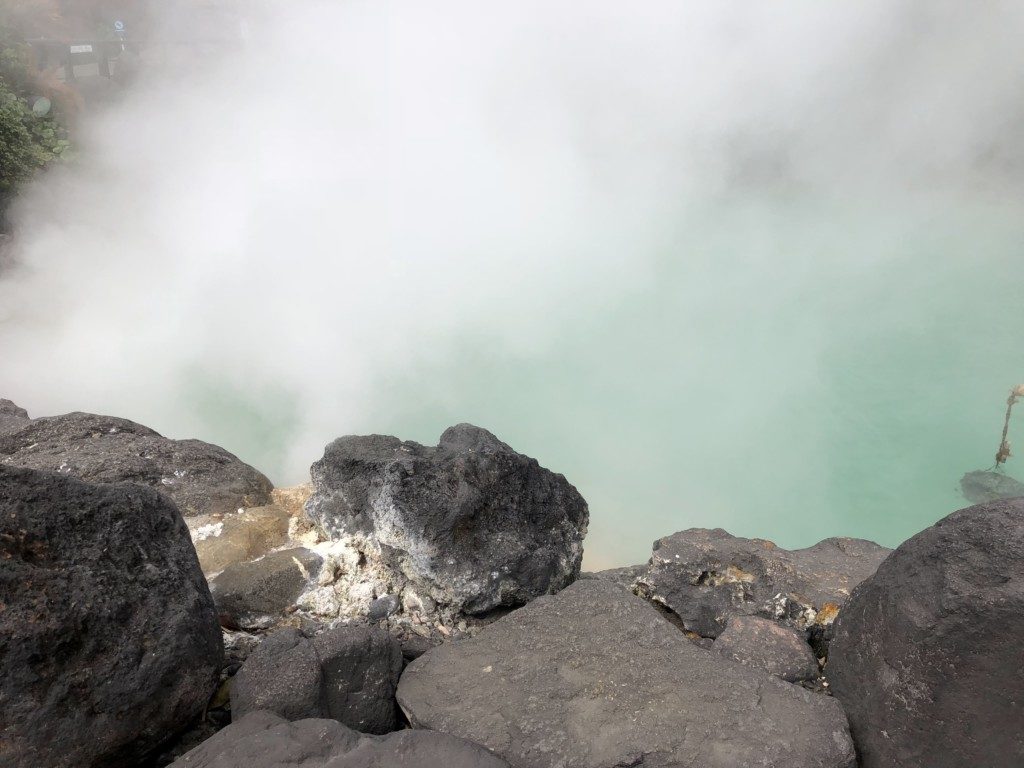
left=2, top=2, right=1023, bottom=568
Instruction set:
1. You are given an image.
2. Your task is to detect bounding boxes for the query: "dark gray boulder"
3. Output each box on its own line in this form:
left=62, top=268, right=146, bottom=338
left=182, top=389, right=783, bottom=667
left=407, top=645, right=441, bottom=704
left=332, top=728, right=508, bottom=768
left=0, top=410, right=273, bottom=517
left=211, top=547, right=323, bottom=630
left=397, top=578, right=856, bottom=768
left=231, top=629, right=324, bottom=722
left=174, top=711, right=358, bottom=767
left=313, top=626, right=403, bottom=734
left=0, top=465, right=224, bottom=768
left=713, top=614, right=820, bottom=683
left=0, top=398, right=30, bottom=435
left=171, top=710, right=509, bottom=767
left=306, top=424, right=588, bottom=615
left=232, top=626, right=403, bottom=735
left=636, top=528, right=890, bottom=638
left=828, top=498, right=1024, bottom=767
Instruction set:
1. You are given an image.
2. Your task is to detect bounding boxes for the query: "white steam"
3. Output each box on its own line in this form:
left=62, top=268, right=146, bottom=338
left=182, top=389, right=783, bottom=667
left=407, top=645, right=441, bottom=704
left=2, top=1, right=1024, bottom=566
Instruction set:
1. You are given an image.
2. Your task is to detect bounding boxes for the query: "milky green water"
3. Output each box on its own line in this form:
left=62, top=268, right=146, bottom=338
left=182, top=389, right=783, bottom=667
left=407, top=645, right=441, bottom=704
left=194, top=195, right=1024, bottom=569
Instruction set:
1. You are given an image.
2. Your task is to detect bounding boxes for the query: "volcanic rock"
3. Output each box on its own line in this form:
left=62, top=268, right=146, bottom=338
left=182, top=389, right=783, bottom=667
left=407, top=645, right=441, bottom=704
left=231, top=629, right=324, bottom=722
left=713, top=614, right=820, bottom=683
left=635, top=528, right=890, bottom=638
left=0, top=398, right=30, bottom=436
left=397, top=578, right=856, bottom=768
left=399, top=633, right=437, bottom=662
left=313, top=625, right=404, bottom=734
left=232, top=626, right=403, bottom=735
left=192, top=504, right=292, bottom=575
left=367, top=594, right=400, bottom=622
left=828, top=498, right=1024, bottom=767
left=305, top=424, right=588, bottom=616
left=271, top=483, right=314, bottom=517
left=171, top=710, right=509, bottom=768
left=590, top=563, right=646, bottom=591
left=0, top=410, right=273, bottom=517
left=210, top=547, right=323, bottom=630
left=0, top=465, right=224, bottom=768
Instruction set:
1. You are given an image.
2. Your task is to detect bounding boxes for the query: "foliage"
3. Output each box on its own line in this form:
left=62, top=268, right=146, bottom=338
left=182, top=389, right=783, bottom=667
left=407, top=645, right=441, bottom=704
left=0, top=18, right=72, bottom=225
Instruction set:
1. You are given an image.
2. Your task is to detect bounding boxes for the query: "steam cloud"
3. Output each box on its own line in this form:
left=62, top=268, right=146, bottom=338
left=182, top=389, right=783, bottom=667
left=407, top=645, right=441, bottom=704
left=3, top=1, right=1024, bottom=566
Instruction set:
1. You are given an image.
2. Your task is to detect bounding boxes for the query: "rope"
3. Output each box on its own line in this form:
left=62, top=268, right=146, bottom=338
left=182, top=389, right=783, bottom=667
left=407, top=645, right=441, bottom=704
left=995, top=384, right=1024, bottom=467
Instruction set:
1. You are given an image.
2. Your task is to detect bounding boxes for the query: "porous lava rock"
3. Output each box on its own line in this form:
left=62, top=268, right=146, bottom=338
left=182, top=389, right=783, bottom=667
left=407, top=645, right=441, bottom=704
left=828, top=498, right=1024, bottom=767
left=172, top=710, right=509, bottom=768
left=313, top=625, right=404, bottom=733
left=232, top=626, right=403, bottom=735
left=635, top=528, right=890, bottom=638
left=713, top=614, right=820, bottom=683
left=397, top=578, right=856, bottom=768
left=0, top=465, right=224, bottom=768
left=230, top=629, right=324, bottom=722
left=0, top=410, right=273, bottom=517
left=305, top=424, right=588, bottom=615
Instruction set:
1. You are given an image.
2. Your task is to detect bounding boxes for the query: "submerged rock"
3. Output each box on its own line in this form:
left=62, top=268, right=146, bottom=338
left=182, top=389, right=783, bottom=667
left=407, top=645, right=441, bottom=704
left=960, top=469, right=1024, bottom=504
left=397, top=578, right=856, bottom=768
left=305, top=424, right=588, bottom=616
left=231, top=627, right=404, bottom=735
left=713, top=614, right=820, bottom=683
left=171, top=710, right=509, bottom=768
left=635, top=528, right=890, bottom=639
left=211, top=547, right=324, bottom=630
left=0, top=398, right=30, bottom=436
left=0, top=410, right=273, bottom=517
left=828, top=498, right=1024, bottom=767
left=0, top=465, right=223, bottom=768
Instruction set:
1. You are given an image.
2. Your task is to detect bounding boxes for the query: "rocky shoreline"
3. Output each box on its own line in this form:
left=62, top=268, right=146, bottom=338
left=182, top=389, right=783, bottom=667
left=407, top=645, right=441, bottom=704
left=1, top=397, right=1021, bottom=767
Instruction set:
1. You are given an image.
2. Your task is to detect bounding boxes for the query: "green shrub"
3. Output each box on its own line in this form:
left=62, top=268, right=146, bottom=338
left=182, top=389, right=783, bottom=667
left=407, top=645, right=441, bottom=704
left=0, top=31, right=71, bottom=225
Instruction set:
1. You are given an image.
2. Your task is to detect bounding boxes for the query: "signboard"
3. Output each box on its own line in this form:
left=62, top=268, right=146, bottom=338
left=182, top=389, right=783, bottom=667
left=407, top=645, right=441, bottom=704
left=69, top=44, right=93, bottom=54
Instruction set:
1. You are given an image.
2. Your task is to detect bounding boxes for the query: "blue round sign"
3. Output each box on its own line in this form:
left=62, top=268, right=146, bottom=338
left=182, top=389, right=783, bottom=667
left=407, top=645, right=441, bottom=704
left=114, top=20, right=125, bottom=32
